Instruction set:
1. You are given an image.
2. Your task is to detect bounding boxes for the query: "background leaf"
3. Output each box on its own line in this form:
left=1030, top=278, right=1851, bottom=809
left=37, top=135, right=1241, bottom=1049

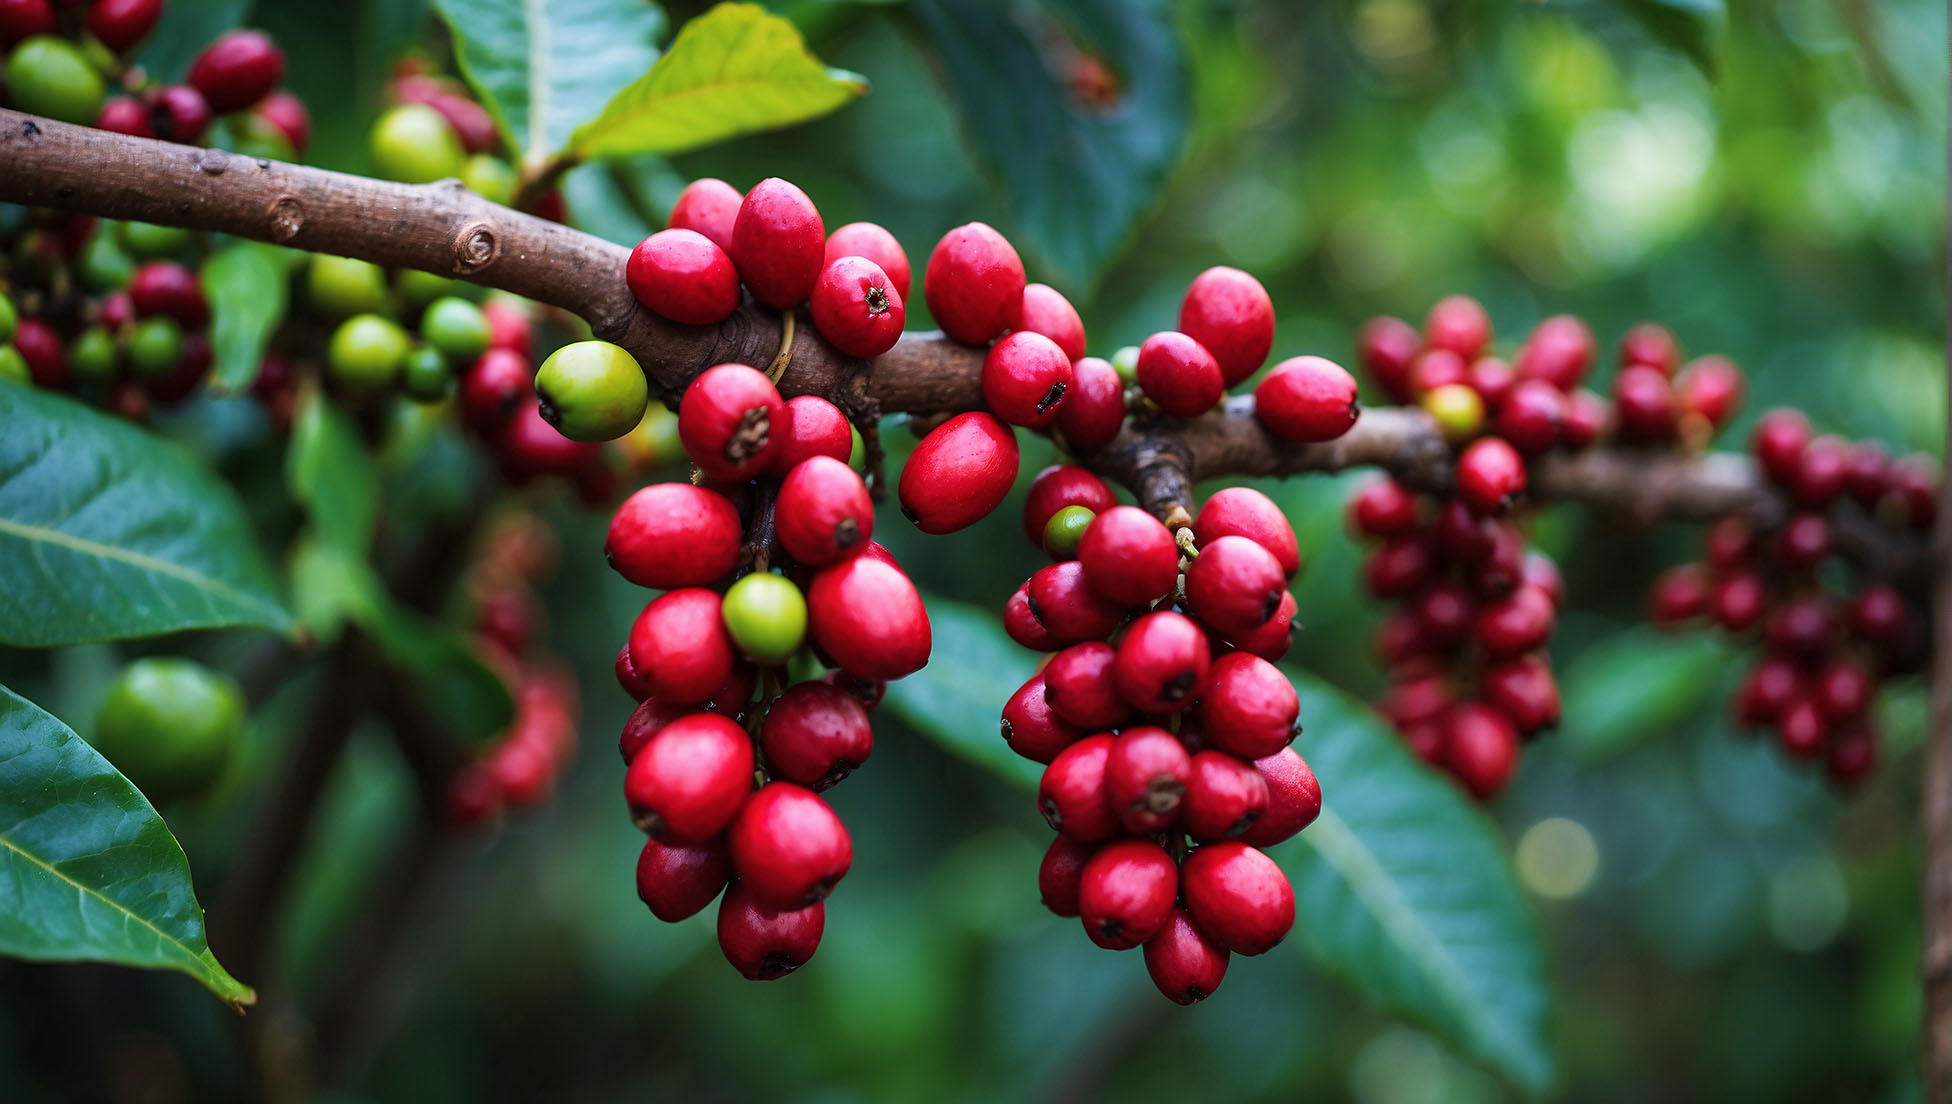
left=286, top=391, right=380, bottom=555
left=881, top=597, right=1039, bottom=789
left=202, top=242, right=298, bottom=394
left=1277, top=672, right=1556, bottom=1097
left=912, top=0, right=1191, bottom=290
left=568, top=2, right=868, bottom=160
left=1609, top=0, right=1727, bottom=75
left=1558, top=626, right=1732, bottom=762
left=431, top=0, right=667, bottom=161
left=0, top=685, right=253, bottom=1006
left=0, top=385, right=291, bottom=647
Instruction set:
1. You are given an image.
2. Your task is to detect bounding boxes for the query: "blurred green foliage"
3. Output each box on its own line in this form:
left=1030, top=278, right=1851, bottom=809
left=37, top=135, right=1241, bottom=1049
left=0, top=0, right=1943, bottom=1101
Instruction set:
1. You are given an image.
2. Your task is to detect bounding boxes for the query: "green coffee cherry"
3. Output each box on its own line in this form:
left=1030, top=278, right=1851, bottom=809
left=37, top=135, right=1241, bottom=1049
left=461, top=154, right=517, bottom=206
left=126, top=316, right=185, bottom=379
left=307, top=254, right=391, bottom=319
left=370, top=104, right=465, bottom=185
left=721, top=572, right=808, bottom=665
left=421, top=297, right=490, bottom=363
left=0, top=346, right=29, bottom=384
left=532, top=339, right=649, bottom=442
left=1110, top=345, right=1140, bottom=383
left=400, top=344, right=454, bottom=403
left=1421, top=382, right=1486, bottom=443
left=1042, top=504, right=1096, bottom=560
left=622, top=401, right=684, bottom=468
left=77, top=231, right=135, bottom=292
left=69, top=326, right=119, bottom=383
left=326, top=314, right=410, bottom=392
left=91, top=658, right=246, bottom=802
left=5, top=37, right=105, bottom=125
left=119, top=221, right=193, bottom=259
left=227, top=114, right=296, bottom=163
left=397, top=268, right=464, bottom=308
left=0, top=292, right=17, bottom=343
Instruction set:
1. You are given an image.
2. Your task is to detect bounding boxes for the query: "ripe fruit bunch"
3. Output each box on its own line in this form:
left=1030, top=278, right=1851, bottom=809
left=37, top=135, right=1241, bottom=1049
left=1347, top=474, right=1566, bottom=799
left=371, top=59, right=560, bottom=216
left=996, top=465, right=1321, bottom=1004
left=1643, top=408, right=1938, bottom=787
left=606, top=362, right=932, bottom=981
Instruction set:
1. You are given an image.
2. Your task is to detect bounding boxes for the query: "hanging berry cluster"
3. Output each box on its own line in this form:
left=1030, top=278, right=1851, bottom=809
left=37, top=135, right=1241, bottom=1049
left=1646, top=407, right=1937, bottom=786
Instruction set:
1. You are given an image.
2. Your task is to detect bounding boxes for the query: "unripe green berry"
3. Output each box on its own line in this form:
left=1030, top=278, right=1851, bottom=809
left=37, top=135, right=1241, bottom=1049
left=370, top=103, right=465, bottom=185
left=420, top=297, right=490, bottom=363
left=461, top=154, right=517, bottom=205
left=227, top=114, right=296, bottom=163
left=0, top=294, right=16, bottom=343
left=119, top=222, right=193, bottom=259
left=1110, top=345, right=1140, bottom=383
left=1043, top=504, right=1096, bottom=559
left=77, top=231, right=135, bottom=292
left=397, top=268, right=464, bottom=307
left=126, top=316, right=185, bottom=378
left=307, top=255, right=391, bottom=319
left=69, top=326, right=119, bottom=383
left=0, top=346, right=29, bottom=384
left=621, top=401, right=685, bottom=467
left=6, top=37, right=106, bottom=125
left=721, top=572, right=808, bottom=665
left=327, top=314, right=410, bottom=392
left=532, top=339, right=648, bottom=442
left=400, top=344, right=454, bottom=403
left=91, top=657, right=245, bottom=802
left=1422, top=382, right=1485, bottom=442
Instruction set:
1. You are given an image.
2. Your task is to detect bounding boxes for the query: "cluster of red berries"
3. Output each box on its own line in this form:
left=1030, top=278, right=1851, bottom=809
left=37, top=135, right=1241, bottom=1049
left=996, top=466, right=1321, bottom=1004
left=1645, top=408, right=1937, bottom=786
left=606, top=362, right=932, bottom=980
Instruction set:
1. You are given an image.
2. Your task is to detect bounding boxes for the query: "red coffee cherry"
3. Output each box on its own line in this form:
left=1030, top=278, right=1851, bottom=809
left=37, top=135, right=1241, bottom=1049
left=776, top=456, right=874, bottom=567
left=1028, top=560, right=1129, bottom=643
left=1423, top=295, right=1492, bottom=360
left=982, top=330, right=1073, bottom=428
left=1198, top=652, right=1299, bottom=759
left=1227, top=590, right=1298, bottom=662
left=669, top=177, right=744, bottom=254
left=636, top=836, right=732, bottom=922
left=1511, top=314, right=1594, bottom=391
left=1357, top=315, right=1421, bottom=402
left=1612, top=365, right=1676, bottom=441
left=1475, top=586, right=1554, bottom=658
left=1848, top=583, right=1909, bottom=643
left=1043, top=642, right=1131, bottom=730
left=623, top=712, right=753, bottom=842
left=1765, top=595, right=1840, bottom=657
left=1240, top=747, right=1321, bottom=847
left=1735, top=655, right=1801, bottom=726
left=1443, top=702, right=1519, bottom=799
left=1495, top=379, right=1565, bottom=455
left=1467, top=356, right=1515, bottom=409
left=1002, top=673, right=1086, bottom=763
left=1144, top=906, right=1231, bottom=1004
left=1181, top=840, right=1293, bottom=955
left=97, top=96, right=154, bottom=137
left=1708, top=569, right=1769, bottom=632
left=626, top=229, right=741, bottom=325
left=1004, top=585, right=1063, bottom=652
left=1648, top=564, right=1709, bottom=628
left=1480, top=656, right=1560, bottom=736
left=425, top=93, right=497, bottom=153
left=1104, top=726, right=1193, bottom=833
left=1039, top=733, right=1118, bottom=842
left=824, top=221, right=911, bottom=298
left=619, top=696, right=693, bottom=765
left=1776, top=696, right=1827, bottom=758
left=1619, top=321, right=1680, bottom=375
left=498, top=400, right=598, bottom=478
left=823, top=669, right=886, bottom=711
left=769, top=395, right=854, bottom=474
left=1017, top=282, right=1086, bottom=362
left=188, top=29, right=285, bottom=114
left=1559, top=388, right=1606, bottom=449
left=728, top=782, right=852, bottom=909
left=487, top=738, right=554, bottom=809
left=1057, top=355, right=1126, bottom=454
left=678, top=363, right=785, bottom=481
left=1845, top=440, right=1890, bottom=507
left=128, top=262, right=209, bottom=328
left=1826, top=722, right=1877, bottom=788
left=1363, top=533, right=1437, bottom=598
left=148, top=84, right=212, bottom=144
left=615, top=643, right=657, bottom=704
left=447, top=764, right=501, bottom=829
left=1077, top=839, right=1178, bottom=950
left=1704, top=516, right=1758, bottom=571
left=605, top=482, right=741, bottom=589
left=807, top=553, right=932, bottom=679
left=1192, top=488, right=1298, bottom=579
left=1790, top=435, right=1849, bottom=507
left=1674, top=355, right=1743, bottom=430
left=1135, top=330, right=1223, bottom=417
left=1772, top=512, right=1832, bottom=572
left=811, top=255, right=905, bottom=358
left=729, top=177, right=825, bottom=309
left=1039, top=835, right=1098, bottom=917
left=1179, top=266, right=1274, bottom=386
left=761, top=681, right=873, bottom=790
left=1455, top=437, right=1526, bottom=515
left=483, top=300, right=533, bottom=356
left=1255, top=356, right=1359, bottom=443
left=924, top=221, right=1025, bottom=345
left=1347, top=477, right=1422, bottom=537
left=716, top=881, right=824, bottom=980
left=1077, top=505, right=1178, bottom=605
left=459, top=348, right=531, bottom=432
left=898, top=411, right=1019, bottom=534
left=1113, top=612, right=1210, bottom=713
left=0, top=0, right=55, bottom=46
left=1412, top=580, right=1477, bottom=650
left=1181, top=751, right=1270, bottom=842
left=1432, top=498, right=1494, bottom=563
left=252, top=91, right=311, bottom=154
left=1814, top=658, right=1872, bottom=721
left=1885, top=454, right=1941, bottom=529
left=1750, top=408, right=1811, bottom=486
left=627, top=589, right=737, bottom=705
left=1023, top=464, right=1117, bottom=546
left=1186, top=535, right=1286, bottom=636
left=1468, top=524, right=1526, bottom=598
left=1412, top=349, right=1468, bottom=399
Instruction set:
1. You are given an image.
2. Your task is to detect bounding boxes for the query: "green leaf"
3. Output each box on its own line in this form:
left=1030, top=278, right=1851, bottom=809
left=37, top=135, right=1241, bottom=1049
left=0, top=685, right=253, bottom=1006
left=202, top=242, right=298, bottom=394
left=1279, top=671, right=1555, bottom=1097
left=1559, top=626, right=1732, bottom=762
left=431, top=0, right=667, bottom=161
left=568, top=2, right=869, bottom=160
left=881, top=597, right=1040, bottom=789
left=0, top=385, right=292, bottom=647
left=287, top=392, right=379, bottom=555
left=913, top=0, right=1191, bottom=289
left=1610, top=0, right=1726, bottom=76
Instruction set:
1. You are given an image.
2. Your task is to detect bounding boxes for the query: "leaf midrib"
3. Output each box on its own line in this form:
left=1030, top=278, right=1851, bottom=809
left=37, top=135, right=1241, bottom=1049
left=0, top=516, right=285, bottom=625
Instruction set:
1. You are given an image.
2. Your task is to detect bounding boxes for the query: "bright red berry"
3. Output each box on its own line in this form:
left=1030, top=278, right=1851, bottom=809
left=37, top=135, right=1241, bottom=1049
left=807, top=553, right=931, bottom=680
left=1612, top=365, right=1676, bottom=441
left=605, top=482, right=741, bottom=589
left=728, top=782, right=852, bottom=909
left=96, top=95, right=153, bottom=137
left=1674, top=355, right=1743, bottom=430
left=1057, top=355, right=1126, bottom=454
left=615, top=644, right=657, bottom=705
left=1001, top=673, right=1085, bottom=763
left=1481, top=656, right=1560, bottom=736
left=1255, top=355, right=1359, bottom=443
left=1227, top=590, right=1298, bottom=662
left=1790, top=435, right=1849, bottom=507
left=1113, top=611, right=1210, bottom=713
left=1475, top=586, right=1555, bottom=658
left=1017, top=282, right=1086, bottom=362
left=1180, top=840, right=1293, bottom=955
left=1135, top=330, right=1223, bottom=418
left=1039, top=733, right=1118, bottom=842
left=188, top=29, right=285, bottom=114
left=1186, top=535, right=1286, bottom=636
left=1179, top=266, right=1274, bottom=386
left=1513, top=314, right=1593, bottom=390
left=636, top=837, right=732, bottom=922
left=1751, top=408, right=1811, bottom=486
left=1144, top=907, right=1230, bottom=1004
left=811, top=255, right=904, bottom=358
left=729, top=178, right=825, bottom=309
left=1455, top=437, right=1526, bottom=515
left=982, top=330, right=1073, bottom=427
left=1004, top=585, right=1063, bottom=652
left=1424, top=295, right=1491, bottom=360
left=716, top=881, right=823, bottom=980
left=1039, top=836, right=1098, bottom=917
left=146, top=84, right=212, bottom=144
left=1240, top=747, right=1321, bottom=847
left=824, top=221, right=910, bottom=298
left=1495, top=379, right=1564, bottom=455
left=677, top=363, right=785, bottom=481
left=1560, top=388, right=1606, bottom=449
left=1357, top=315, right=1420, bottom=402
left=923, top=222, right=1024, bottom=346
left=628, top=589, right=737, bottom=705
left=1104, top=726, right=1193, bottom=834
left=1444, top=702, right=1519, bottom=798
left=626, top=229, right=741, bottom=325
left=483, top=300, right=532, bottom=357
left=623, top=712, right=753, bottom=842
left=1347, top=477, right=1422, bottom=537
left=776, top=456, right=874, bottom=567
left=1468, top=356, right=1516, bottom=409
left=761, top=681, right=872, bottom=790
left=1043, top=642, right=1131, bottom=730
left=1708, top=569, right=1769, bottom=632
left=1776, top=696, right=1828, bottom=759
left=252, top=90, right=311, bottom=154
left=1198, top=652, right=1299, bottom=759
left=898, top=411, right=1019, bottom=534
left=1181, top=750, right=1270, bottom=842
left=669, top=178, right=744, bottom=254
left=1077, top=839, right=1178, bottom=950
left=1194, top=487, right=1299, bottom=578
left=1028, top=560, right=1129, bottom=643
left=459, top=348, right=530, bottom=431
left=1077, top=505, right=1178, bottom=605
left=1619, top=322, right=1680, bottom=375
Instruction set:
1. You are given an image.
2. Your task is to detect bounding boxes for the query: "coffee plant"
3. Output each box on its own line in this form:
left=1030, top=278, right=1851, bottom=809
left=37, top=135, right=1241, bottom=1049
left=0, top=1, right=1943, bottom=1100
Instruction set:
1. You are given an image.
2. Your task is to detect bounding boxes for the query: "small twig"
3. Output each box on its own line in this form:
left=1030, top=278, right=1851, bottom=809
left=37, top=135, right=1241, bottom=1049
left=510, top=151, right=579, bottom=213
left=767, top=312, right=796, bottom=383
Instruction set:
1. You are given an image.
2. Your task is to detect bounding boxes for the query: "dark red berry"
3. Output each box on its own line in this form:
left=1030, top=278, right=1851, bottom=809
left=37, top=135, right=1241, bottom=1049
left=1039, top=836, right=1098, bottom=917
left=807, top=553, right=931, bottom=679
left=1256, top=355, right=1359, bottom=443
left=669, top=177, right=743, bottom=254
left=1412, top=580, right=1477, bottom=650
left=1776, top=696, right=1827, bottom=759
left=728, top=782, right=852, bottom=909
left=96, top=95, right=153, bottom=137
left=1180, top=840, right=1293, bottom=955
left=1468, top=356, right=1515, bottom=409
left=616, top=643, right=657, bottom=704
left=0, top=0, right=55, bottom=46
left=1135, top=330, right=1223, bottom=418
left=1772, top=513, right=1832, bottom=572
left=1228, top=590, right=1298, bottom=662
left=1750, top=408, right=1811, bottom=486
left=1619, top=322, right=1679, bottom=375
left=1001, top=673, right=1085, bottom=763
left=1198, top=652, right=1299, bottom=760
left=1848, top=583, right=1908, bottom=643
left=626, top=229, right=741, bottom=325
left=188, top=29, right=285, bottom=114
left=1078, top=839, right=1178, bottom=950
left=1475, top=586, right=1554, bottom=658
left=1764, top=595, right=1840, bottom=657
left=716, top=881, right=823, bottom=980
left=1513, top=314, right=1594, bottom=391
left=623, top=711, right=753, bottom=842
left=1704, top=516, right=1758, bottom=571
left=729, top=177, right=824, bottom=309
left=1826, top=722, right=1877, bottom=788
left=252, top=90, right=310, bottom=154
left=1039, top=733, right=1118, bottom=842
left=1559, top=388, right=1606, bottom=449
left=1846, top=440, right=1890, bottom=508
left=1195, top=487, right=1299, bottom=577
left=1357, top=315, right=1420, bottom=402
left=1612, top=365, right=1676, bottom=441
left=770, top=395, right=854, bottom=474
left=1181, top=750, right=1270, bottom=842
left=824, top=221, right=911, bottom=298
left=1003, top=585, right=1063, bottom=652
left=761, top=681, right=872, bottom=790
left=982, top=330, right=1072, bottom=427
left=606, top=482, right=741, bottom=589
left=898, top=411, right=1019, bottom=534
left=1077, top=505, right=1178, bottom=605
left=776, top=456, right=874, bottom=567
left=1648, top=564, right=1709, bottom=628
left=1885, top=454, right=1940, bottom=529
left=1057, top=355, right=1126, bottom=453
left=1423, top=295, right=1491, bottom=360
left=1790, top=435, right=1849, bottom=507
left=1113, top=611, right=1210, bottom=713
left=923, top=222, right=1024, bottom=345
left=1708, top=569, right=1769, bottom=632
left=1239, top=747, right=1321, bottom=847
left=1043, top=642, right=1131, bottom=730
left=1480, top=656, right=1560, bottom=736
left=636, top=836, right=731, bottom=922
left=129, top=262, right=208, bottom=328
left=1103, top=726, right=1193, bottom=834
left=1362, top=534, right=1436, bottom=598
left=1028, top=560, right=1129, bottom=643
left=1444, top=702, right=1519, bottom=799
left=1017, top=282, right=1086, bottom=362
left=460, top=349, right=531, bottom=431
left=1144, top=907, right=1230, bottom=1004
left=1347, top=478, right=1422, bottom=537
left=823, top=669, right=886, bottom=711
left=1814, top=658, right=1872, bottom=721
left=678, top=363, right=785, bottom=481
left=1674, top=355, right=1743, bottom=431
left=147, top=84, right=211, bottom=144
left=1455, top=437, right=1526, bottom=515
left=1735, top=656, right=1801, bottom=726
left=1179, top=266, right=1274, bottom=386
left=811, top=255, right=904, bottom=358
left=1023, top=465, right=1116, bottom=546
left=1495, top=379, right=1564, bottom=455
left=498, top=400, right=599, bottom=479
left=1187, top=535, right=1286, bottom=636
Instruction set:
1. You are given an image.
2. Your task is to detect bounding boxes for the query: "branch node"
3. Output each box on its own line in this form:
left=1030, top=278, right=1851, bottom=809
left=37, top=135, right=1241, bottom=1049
left=265, top=196, right=304, bottom=242
left=450, top=221, right=499, bottom=275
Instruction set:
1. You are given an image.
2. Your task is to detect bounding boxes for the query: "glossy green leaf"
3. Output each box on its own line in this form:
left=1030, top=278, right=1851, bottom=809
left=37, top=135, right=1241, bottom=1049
left=881, top=597, right=1040, bottom=789
left=287, top=392, right=379, bottom=555
left=1559, top=626, right=1732, bottom=762
left=913, top=0, right=1191, bottom=290
left=0, top=685, right=253, bottom=1006
left=1611, top=0, right=1726, bottom=75
left=202, top=242, right=298, bottom=394
left=0, top=385, right=292, bottom=646
left=1278, top=671, right=1555, bottom=1098
left=431, top=0, right=667, bottom=160
left=568, top=2, right=869, bottom=160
